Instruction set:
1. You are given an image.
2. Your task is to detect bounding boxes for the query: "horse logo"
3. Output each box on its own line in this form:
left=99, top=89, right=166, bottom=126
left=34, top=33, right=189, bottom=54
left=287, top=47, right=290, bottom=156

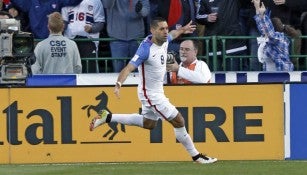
left=82, top=91, right=125, bottom=140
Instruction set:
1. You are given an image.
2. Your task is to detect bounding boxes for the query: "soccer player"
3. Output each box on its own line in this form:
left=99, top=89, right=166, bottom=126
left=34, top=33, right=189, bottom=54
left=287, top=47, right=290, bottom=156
left=89, top=17, right=217, bottom=164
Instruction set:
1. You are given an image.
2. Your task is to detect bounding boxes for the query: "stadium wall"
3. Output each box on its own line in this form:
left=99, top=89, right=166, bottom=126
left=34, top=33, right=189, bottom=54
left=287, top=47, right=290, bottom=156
left=286, top=83, right=307, bottom=160
left=25, top=71, right=307, bottom=86
left=0, top=72, right=307, bottom=163
left=0, top=84, right=285, bottom=163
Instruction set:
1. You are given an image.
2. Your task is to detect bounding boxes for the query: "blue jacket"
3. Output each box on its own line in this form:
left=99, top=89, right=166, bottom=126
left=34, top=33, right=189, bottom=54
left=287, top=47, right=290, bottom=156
left=11, top=0, right=82, bottom=39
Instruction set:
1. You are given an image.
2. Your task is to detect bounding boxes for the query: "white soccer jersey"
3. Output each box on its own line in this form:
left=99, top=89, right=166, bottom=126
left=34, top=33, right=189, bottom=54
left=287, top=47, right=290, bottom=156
left=130, top=35, right=172, bottom=106
left=61, top=0, right=105, bottom=39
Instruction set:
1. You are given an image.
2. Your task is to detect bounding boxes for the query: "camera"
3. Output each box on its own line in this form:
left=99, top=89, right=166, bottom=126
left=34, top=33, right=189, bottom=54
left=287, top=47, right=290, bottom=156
left=166, top=51, right=178, bottom=64
left=0, top=19, right=34, bottom=85
left=166, top=53, right=175, bottom=64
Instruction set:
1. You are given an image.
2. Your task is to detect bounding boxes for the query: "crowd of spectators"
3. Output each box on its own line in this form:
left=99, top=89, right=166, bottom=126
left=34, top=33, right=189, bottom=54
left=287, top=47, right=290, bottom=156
left=1, top=0, right=307, bottom=72
left=61, top=0, right=105, bottom=73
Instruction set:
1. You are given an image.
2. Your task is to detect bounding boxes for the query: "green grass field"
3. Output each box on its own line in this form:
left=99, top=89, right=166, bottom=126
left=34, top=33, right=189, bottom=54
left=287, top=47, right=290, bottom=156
left=0, top=160, right=306, bottom=175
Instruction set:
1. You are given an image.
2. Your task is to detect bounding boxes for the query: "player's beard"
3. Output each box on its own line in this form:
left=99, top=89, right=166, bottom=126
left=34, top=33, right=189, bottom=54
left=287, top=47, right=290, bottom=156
left=156, top=38, right=166, bottom=46
left=157, top=37, right=167, bottom=45
left=154, top=34, right=167, bottom=46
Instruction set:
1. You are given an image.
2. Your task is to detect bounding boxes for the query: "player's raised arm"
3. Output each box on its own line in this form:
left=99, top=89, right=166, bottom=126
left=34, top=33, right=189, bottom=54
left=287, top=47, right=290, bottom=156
left=114, top=63, right=136, bottom=99
left=169, top=21, right=196, bottom=40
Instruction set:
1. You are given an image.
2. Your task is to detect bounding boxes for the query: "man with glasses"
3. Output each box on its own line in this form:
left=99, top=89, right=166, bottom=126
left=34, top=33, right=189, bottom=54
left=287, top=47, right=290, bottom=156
left=166, top=39, right=211, bottom=84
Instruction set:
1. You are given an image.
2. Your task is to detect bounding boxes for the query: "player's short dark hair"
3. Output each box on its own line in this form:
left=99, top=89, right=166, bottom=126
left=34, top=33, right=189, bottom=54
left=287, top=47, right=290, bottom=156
left=150, top=17, right=166, bottom=29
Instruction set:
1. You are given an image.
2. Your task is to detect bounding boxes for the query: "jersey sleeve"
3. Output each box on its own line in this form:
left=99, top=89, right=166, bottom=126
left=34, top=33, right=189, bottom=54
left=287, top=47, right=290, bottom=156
left=129, top=41, right=150, bottom=68
left=61, top=7, right=69, bottom=21
left=94, top=0, right=105, bottom=23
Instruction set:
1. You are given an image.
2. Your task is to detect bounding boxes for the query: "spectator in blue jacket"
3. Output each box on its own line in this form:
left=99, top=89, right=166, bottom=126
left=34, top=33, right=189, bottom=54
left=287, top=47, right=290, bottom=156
left=11, top=0, right=82, bottom=39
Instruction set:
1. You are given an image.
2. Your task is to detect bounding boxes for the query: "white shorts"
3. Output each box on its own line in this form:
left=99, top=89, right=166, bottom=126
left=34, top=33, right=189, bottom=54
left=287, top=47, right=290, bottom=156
left=141, top=100, right=178, bottom=121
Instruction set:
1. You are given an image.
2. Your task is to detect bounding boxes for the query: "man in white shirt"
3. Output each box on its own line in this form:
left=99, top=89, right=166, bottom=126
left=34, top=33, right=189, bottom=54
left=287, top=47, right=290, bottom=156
left=167, top=39, right=211, bottom=84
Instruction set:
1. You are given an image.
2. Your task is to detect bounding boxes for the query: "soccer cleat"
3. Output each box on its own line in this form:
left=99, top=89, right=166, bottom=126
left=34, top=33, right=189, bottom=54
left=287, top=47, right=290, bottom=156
left=192, top=153, right=217, bottom=164
left=89, top=110, right=109, bottom=131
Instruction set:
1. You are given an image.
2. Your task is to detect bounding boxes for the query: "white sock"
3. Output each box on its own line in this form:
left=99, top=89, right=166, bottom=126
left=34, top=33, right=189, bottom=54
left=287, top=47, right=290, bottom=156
left=174, top=127, right=199, bottom=157
left=111, top=114, right=143, bottom=127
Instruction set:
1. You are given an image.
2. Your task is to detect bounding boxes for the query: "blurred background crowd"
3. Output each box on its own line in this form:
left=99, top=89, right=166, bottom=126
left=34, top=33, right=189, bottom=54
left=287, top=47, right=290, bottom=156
left=1, top=0, right=307, bottom=72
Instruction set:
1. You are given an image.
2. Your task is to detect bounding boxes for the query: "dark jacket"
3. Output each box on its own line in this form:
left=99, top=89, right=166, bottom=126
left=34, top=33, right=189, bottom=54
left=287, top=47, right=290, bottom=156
left=157, top=0, right=196, bottom=28
left=156, top=0, right=196, bottom=38
left=263, top=0, right=307, bottom=29
left=196, top=0, right=249, bottom=52
left=284, top=0, right=307, bottom=11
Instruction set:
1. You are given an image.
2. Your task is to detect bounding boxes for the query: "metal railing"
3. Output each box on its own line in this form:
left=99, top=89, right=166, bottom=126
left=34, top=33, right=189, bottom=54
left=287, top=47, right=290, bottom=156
left=35, top=35, right=307, bottom=72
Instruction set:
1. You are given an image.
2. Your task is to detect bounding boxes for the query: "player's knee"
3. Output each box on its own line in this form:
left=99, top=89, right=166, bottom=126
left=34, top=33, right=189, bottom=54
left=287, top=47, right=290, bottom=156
left=170, top=114, right=185, bottom=128
left=143, top=120, right=157, bottom=130
left=144, top=125, right=155, bottom=130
